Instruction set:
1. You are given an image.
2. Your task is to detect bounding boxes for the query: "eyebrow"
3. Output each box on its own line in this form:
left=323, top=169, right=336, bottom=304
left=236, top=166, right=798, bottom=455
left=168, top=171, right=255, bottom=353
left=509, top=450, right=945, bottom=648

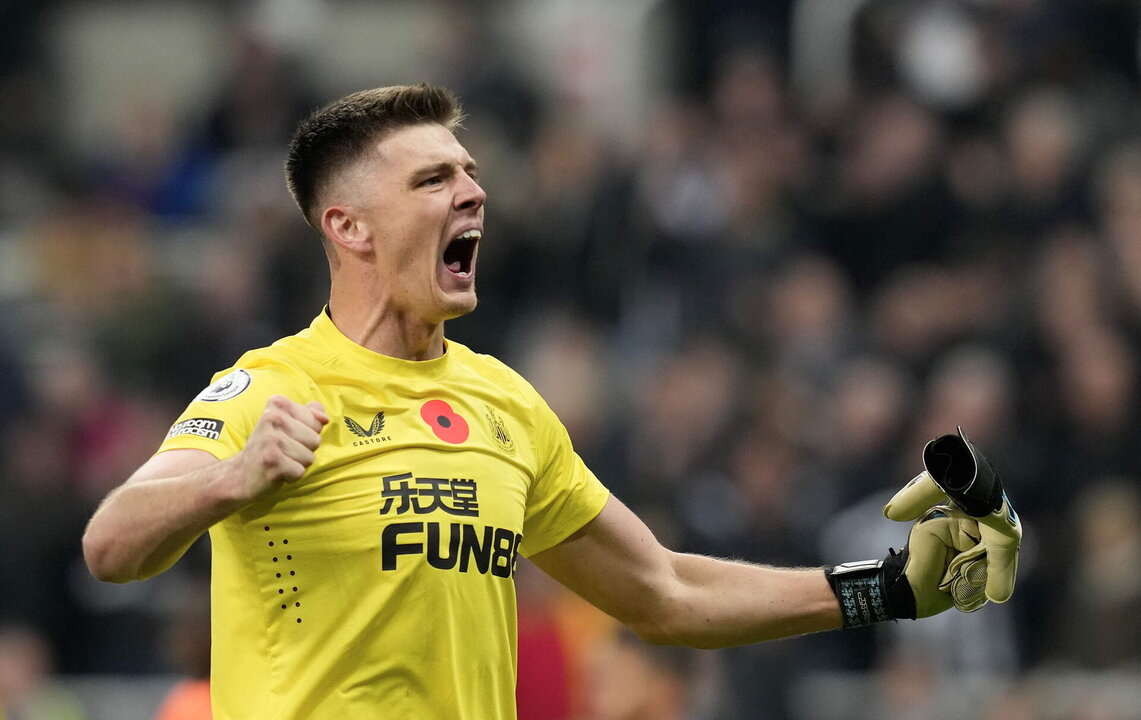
left=411, top=160, right=480, bottom=179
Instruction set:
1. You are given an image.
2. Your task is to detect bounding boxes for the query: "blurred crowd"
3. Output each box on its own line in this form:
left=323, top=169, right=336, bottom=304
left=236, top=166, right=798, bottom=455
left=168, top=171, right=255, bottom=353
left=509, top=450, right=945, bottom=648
left=2, top=0, right=1141, bottom=718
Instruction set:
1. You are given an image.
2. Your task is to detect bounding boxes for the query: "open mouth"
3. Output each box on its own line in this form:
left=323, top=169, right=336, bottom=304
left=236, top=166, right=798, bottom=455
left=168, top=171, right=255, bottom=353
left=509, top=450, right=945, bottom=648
left=443, top=229, right=480, bottom=277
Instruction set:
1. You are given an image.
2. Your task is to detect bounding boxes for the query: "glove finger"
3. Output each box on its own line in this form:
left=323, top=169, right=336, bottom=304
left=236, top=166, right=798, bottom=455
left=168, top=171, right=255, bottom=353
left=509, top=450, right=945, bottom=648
left=979, top=535, right=1018, bottom=603
left=978, top=507, right=1021, bottom=603
left=884, top=472, right=948, bottom=521
left=985, top=558, right=1017, bottom=602
left=978, top=497, right=1023, bottom=542
left=949, top=556, right=989, bottom=612
left=925, top=515, right=987, bottom=613
left=942, top=542, right=987, bottom=588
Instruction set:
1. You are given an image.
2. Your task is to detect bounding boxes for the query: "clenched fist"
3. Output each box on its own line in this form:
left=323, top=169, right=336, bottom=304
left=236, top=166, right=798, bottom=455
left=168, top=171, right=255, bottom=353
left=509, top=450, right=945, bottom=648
left=229, top=396, right=329, bottom=503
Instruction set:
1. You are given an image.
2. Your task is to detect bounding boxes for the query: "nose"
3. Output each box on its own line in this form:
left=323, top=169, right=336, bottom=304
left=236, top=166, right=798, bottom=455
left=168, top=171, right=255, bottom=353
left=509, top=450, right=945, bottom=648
left=455, top=172, right=486, bottom=212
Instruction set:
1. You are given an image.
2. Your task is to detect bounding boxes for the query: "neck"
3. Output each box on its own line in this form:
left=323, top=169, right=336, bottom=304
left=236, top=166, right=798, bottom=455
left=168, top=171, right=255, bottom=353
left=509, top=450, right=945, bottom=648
left=327, top=283, right=446, bottom=361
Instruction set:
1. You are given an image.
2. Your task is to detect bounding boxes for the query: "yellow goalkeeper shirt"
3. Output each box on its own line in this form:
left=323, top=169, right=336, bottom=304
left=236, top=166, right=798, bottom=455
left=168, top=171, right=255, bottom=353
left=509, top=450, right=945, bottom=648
left=157, top=309, right=610, bottom=720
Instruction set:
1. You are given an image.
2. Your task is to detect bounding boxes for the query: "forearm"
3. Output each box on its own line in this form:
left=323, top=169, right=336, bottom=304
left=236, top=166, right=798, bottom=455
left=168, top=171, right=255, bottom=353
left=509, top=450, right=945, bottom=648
left=648, top=553, right=841, bottom=648
left=533, top=497, right=844, bottom=649
left=83, top=458, right=247, bottom=583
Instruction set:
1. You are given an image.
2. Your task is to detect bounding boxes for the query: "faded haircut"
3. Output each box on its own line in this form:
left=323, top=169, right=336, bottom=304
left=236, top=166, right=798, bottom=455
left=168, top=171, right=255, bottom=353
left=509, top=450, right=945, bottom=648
left=285, top=83, right=465, bottom=229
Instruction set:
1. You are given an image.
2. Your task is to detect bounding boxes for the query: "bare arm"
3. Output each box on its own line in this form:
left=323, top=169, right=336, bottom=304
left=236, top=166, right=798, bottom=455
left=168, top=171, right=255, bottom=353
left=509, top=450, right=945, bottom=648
left=82, top=397, right=328, bottom=583
left=529, top=495, right=842, bottom=649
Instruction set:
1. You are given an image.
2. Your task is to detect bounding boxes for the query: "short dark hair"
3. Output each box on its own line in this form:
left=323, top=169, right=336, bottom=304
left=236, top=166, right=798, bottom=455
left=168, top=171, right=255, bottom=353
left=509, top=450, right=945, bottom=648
left=285, top=83, right=465, bottom=228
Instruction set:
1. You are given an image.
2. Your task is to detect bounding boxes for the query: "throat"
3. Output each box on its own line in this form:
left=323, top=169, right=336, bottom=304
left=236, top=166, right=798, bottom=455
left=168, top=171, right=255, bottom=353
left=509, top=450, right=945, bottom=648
left=328, top=294, right=447, bottom=361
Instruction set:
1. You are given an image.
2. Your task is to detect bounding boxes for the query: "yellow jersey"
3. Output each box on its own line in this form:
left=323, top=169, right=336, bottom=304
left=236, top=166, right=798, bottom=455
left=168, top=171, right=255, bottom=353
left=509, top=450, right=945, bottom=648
left=158, top=309, right=610, bottom=720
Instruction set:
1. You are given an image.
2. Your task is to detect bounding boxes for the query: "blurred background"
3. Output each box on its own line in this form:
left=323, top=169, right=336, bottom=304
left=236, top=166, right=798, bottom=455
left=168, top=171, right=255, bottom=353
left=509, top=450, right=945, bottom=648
left=1, top=0, right=1140, bottom=718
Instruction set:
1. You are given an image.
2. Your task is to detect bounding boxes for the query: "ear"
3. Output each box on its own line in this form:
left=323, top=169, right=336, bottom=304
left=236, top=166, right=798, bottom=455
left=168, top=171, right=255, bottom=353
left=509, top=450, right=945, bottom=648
left=320, top=205, right=372, bottom=255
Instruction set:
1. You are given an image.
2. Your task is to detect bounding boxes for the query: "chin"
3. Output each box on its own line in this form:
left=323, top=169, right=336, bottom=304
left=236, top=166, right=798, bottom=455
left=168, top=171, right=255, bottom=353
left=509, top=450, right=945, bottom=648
left=439, top=291, right=478, bottom=321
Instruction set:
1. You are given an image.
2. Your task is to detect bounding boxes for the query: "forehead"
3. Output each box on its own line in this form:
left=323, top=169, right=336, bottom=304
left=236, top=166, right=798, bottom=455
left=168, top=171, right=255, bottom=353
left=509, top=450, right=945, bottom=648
left=373, top=123, right=473, bottom=172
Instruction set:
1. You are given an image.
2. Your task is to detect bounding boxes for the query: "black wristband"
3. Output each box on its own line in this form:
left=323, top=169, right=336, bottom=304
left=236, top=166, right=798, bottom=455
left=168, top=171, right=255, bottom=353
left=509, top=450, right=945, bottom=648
left=825, top=560, right=893, bottom=628
left=825, top=549, right=915, bottom=628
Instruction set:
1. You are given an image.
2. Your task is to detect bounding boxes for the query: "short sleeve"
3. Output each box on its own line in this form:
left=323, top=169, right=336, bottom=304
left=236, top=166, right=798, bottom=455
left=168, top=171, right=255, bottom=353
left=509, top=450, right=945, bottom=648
left=157, top=365, right=305, bottom=461
left=519, top=392, right=610, bottom=557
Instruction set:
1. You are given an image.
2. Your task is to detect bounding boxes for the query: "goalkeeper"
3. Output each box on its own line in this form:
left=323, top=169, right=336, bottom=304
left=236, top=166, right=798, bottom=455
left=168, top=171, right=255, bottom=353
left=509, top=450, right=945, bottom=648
left=82, top=84, right=1021, bottom=720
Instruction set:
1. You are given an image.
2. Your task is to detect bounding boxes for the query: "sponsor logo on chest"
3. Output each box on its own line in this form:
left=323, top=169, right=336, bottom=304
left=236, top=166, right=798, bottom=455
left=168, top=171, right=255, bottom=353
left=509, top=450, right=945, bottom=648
left=379, top=471, right=522, bottom=579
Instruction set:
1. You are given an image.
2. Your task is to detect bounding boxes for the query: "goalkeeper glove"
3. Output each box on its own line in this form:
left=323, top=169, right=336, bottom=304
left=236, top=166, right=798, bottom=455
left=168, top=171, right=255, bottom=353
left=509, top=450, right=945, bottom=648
left=883, top=426, right=1022, bottom=610
left=825, top=504, right=982, bottom=627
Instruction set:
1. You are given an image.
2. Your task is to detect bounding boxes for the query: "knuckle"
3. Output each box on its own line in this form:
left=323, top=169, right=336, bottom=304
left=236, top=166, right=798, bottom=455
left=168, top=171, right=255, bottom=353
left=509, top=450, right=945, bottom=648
left=259, top=448, right=281, bottom=471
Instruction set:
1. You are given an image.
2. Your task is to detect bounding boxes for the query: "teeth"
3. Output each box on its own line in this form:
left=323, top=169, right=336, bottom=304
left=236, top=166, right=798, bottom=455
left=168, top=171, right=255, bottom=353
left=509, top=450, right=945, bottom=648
left=455, top=229, right=482, bottom=240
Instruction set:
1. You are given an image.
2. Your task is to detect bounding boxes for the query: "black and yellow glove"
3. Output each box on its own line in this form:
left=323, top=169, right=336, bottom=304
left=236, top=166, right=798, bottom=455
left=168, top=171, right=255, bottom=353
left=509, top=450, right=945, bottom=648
left=883, top=427, right=1022, bottom=612
left=825, top=504, right=982, bottom=627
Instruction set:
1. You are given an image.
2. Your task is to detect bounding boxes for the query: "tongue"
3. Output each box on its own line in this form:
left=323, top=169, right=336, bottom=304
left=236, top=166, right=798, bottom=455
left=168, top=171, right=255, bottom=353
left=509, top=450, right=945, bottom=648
left=447, top=260, right=462, bottom=273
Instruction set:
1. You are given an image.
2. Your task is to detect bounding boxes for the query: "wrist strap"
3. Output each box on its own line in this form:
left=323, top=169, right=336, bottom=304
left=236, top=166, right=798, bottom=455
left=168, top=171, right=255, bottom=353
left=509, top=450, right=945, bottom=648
left=825, top=560, right=893, bottom=628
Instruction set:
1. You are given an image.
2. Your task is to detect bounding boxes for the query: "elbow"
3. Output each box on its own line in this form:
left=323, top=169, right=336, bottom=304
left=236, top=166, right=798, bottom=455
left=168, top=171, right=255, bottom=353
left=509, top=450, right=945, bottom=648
left=82, top=525, right=138, bottom=584
left=619, top=575, right=721, bottom=649
left=618, top=588, right=692, bottom=648
left=613, top=555, right=698, bottom=647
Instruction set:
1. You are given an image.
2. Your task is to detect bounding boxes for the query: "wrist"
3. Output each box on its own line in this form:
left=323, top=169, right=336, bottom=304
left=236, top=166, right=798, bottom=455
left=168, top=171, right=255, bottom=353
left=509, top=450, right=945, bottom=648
left=824, top=560, right=892, bottom=628
left=207, top=456, right=258, bottom=511
left=824, top=549, right=915, bottom=628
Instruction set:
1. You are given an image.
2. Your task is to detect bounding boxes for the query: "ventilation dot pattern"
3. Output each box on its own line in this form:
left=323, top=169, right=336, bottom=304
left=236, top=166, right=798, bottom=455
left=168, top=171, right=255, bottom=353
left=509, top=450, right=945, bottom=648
left=264, top=526, right=302, bottom=625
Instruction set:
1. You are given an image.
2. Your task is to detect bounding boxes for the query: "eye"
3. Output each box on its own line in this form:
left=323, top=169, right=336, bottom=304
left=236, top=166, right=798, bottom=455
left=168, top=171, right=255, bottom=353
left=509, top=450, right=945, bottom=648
left=419, top=175, right=443, bottom=188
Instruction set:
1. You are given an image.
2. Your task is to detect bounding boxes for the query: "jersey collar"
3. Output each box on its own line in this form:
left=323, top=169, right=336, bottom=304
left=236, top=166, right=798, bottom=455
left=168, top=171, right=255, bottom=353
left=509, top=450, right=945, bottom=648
left=308, top=307, right=457, bottom=380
